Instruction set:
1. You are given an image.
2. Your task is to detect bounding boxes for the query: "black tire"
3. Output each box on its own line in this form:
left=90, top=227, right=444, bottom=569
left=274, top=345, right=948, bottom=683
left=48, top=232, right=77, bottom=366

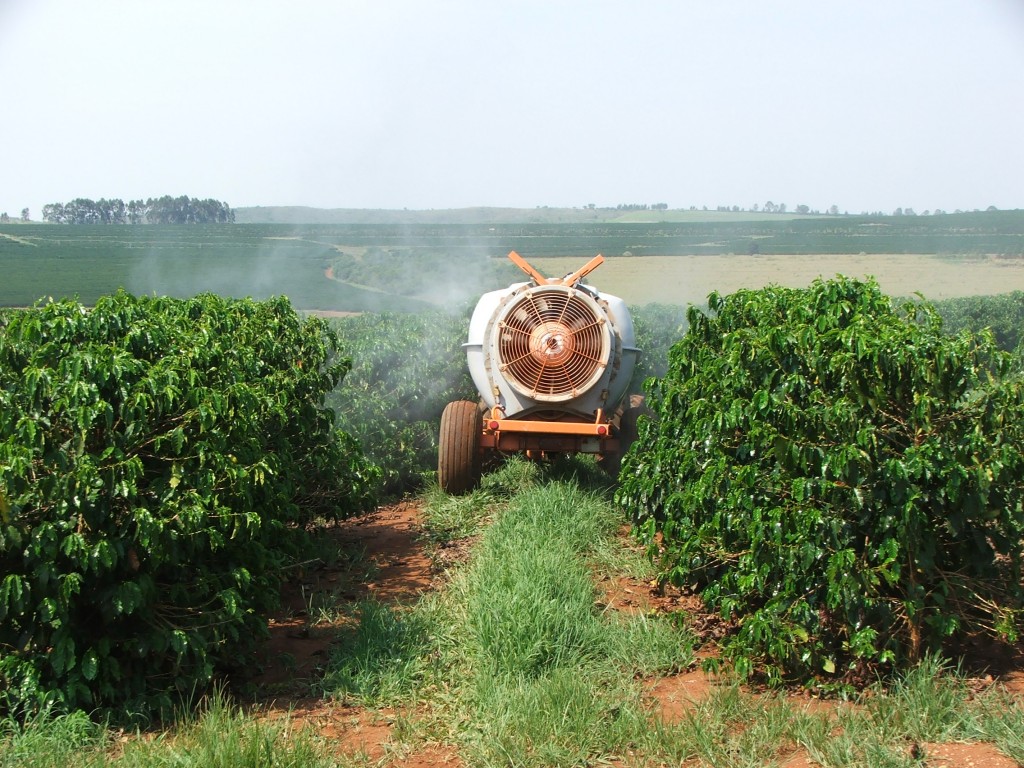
left=438, top=400, right=482, bottom=494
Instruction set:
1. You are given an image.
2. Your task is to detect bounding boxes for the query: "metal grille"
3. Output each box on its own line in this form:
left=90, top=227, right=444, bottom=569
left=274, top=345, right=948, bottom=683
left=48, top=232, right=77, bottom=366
left=497, top=288, right=608, bottom=401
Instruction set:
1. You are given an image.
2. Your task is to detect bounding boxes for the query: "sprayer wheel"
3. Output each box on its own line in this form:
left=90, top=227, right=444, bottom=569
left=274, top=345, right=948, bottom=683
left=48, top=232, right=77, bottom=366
left=438, top=400, right=482, bottom=494
left=601, top=395, right=646, bottom=478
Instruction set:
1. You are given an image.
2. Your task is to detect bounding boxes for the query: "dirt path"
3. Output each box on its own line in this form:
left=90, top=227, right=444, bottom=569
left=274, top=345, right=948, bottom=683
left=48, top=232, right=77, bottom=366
left=0, top=232, right=37, bottom=246
left=252, top=500, right=452, bottom=765
left=338, top=499, right=435, bottom=603
left=322, top=263, right=415, bottom=300
left=251, top=500, right=1024, bottom=767
left=255, top=501, right=432, bottom=690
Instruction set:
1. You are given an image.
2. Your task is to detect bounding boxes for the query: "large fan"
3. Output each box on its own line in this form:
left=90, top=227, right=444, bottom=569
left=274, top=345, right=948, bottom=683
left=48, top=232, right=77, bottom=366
left=496, top=286, right=610, bottom=401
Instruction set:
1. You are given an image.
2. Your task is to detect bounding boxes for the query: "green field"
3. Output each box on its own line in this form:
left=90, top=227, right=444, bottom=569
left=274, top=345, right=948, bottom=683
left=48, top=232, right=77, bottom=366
left=2, top=210, right=1023, bottom=310
left=0, top=226, right=418, bottom=311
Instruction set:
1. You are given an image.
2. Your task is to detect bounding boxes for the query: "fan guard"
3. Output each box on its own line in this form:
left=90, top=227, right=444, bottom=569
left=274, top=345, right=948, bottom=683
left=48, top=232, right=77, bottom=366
left=495, top=286, right=610, bottom=402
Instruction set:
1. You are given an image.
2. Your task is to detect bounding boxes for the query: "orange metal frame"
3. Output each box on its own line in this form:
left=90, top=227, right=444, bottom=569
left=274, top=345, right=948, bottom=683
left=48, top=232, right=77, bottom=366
left=484, top=407, right=607, bottom=435
left=508, top=250, right=604, bottom=288
left=479, top=406, right=617, bottom=454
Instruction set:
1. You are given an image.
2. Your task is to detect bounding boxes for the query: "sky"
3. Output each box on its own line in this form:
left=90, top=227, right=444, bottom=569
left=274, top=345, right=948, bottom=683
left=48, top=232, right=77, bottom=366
left=2, top=0, right=1023, bottom=219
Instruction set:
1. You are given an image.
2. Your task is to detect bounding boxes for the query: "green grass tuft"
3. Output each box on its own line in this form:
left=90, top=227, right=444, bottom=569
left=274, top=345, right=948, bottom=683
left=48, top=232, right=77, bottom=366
left=0, top=691, right=332, bottom=768
left=319, top=601, right=431, bottom=706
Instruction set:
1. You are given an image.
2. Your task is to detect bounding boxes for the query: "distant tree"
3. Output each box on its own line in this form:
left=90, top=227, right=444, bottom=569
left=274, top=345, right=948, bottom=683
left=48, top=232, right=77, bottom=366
left=764, top=201, right=776, bottom=213
left=0, top=212, right=9, bottom=223
left=97, top=198, right=126, bottom=224
left=41, top=203, right=65, bottom=223
left=893, top=207, right=904, bottom=216
left=828, top=204, right=840, bottom=215
left=60, top=198, right=99, bottom=224
left=20, top=208, right=30, bottom=222
left=778, top=203, right=787, bottom=213
left=43, top=195, right=232, bottom=224
left=987, top=205, right=999, bottom=212
left=795, top=204, right=810, bottom=214
left=127, top=199, right=144, bottom=224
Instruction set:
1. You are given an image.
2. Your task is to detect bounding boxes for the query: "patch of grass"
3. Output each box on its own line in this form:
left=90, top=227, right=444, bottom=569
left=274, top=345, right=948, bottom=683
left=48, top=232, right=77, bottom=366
left=122, top=693, right=330, bottom=768
left=466, top=533, right=603, bottom=676
left=862, top=656, right=976, bottom=743
left=318, top=458, right=695, bottom=765
left=974, top=690, right=1024, bottom=763
left=319, top=601, right=431, bottom=706
left=461, top=667, right=652, bottom=767
left=650, top=685, right=801, bottom=768
left=419, top=456, right=550, bottom=546
left=601, top=610, right=693, bottom=676
left=0, top=709, right=107, bottom=768
left=419, top=485, right=496, bottom=544
left=477, top=454, right=545, bottom=496
left=788, top=659, right=1024, bottom=768
left=0, top=691, right=332, bottom=768
left=430, top=468, right=695, bottom=765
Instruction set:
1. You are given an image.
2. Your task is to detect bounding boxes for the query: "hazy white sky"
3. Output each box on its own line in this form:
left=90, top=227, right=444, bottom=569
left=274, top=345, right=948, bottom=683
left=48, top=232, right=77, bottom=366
left=2, top=1, right=1023, bottom=218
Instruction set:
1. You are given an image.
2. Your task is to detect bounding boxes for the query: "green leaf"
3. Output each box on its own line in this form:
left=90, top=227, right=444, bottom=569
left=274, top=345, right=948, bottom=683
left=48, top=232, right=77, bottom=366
left=81, top=650, right=99, bottom=681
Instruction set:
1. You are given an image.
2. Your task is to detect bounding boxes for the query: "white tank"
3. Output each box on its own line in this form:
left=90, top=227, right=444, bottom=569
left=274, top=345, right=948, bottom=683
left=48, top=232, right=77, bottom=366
left=464, top=274, right=638, bottom=421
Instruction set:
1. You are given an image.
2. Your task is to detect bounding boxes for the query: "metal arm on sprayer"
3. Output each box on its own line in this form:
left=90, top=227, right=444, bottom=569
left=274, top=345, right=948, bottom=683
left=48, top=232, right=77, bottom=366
left=507, top=250, right=604, bottom=288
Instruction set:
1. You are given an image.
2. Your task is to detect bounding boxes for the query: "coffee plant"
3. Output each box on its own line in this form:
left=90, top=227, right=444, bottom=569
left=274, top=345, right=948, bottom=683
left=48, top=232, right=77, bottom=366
left=617, top=278, right=1024, bottom=684
left=329, top=311, right=477, bottom=495
left=933, top=290, right=1024, bottom=355
left=0, top=292, right=376, bottom=719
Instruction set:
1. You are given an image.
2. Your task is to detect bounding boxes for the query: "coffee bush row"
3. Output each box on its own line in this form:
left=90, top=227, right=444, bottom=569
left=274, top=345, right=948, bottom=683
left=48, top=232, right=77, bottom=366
left=0, top=293, right=376, bottom=718
left=618, top=278, right=1024, bottom=683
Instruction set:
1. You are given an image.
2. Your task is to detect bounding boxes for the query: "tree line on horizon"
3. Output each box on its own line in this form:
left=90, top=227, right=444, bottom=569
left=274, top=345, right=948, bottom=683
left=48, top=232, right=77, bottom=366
left=40, top=196, right=234, bottom=225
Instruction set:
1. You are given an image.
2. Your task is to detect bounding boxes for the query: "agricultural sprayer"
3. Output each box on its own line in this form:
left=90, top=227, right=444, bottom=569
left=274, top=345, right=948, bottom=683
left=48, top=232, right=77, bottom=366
left=438, top=250, right=641, bottom=492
